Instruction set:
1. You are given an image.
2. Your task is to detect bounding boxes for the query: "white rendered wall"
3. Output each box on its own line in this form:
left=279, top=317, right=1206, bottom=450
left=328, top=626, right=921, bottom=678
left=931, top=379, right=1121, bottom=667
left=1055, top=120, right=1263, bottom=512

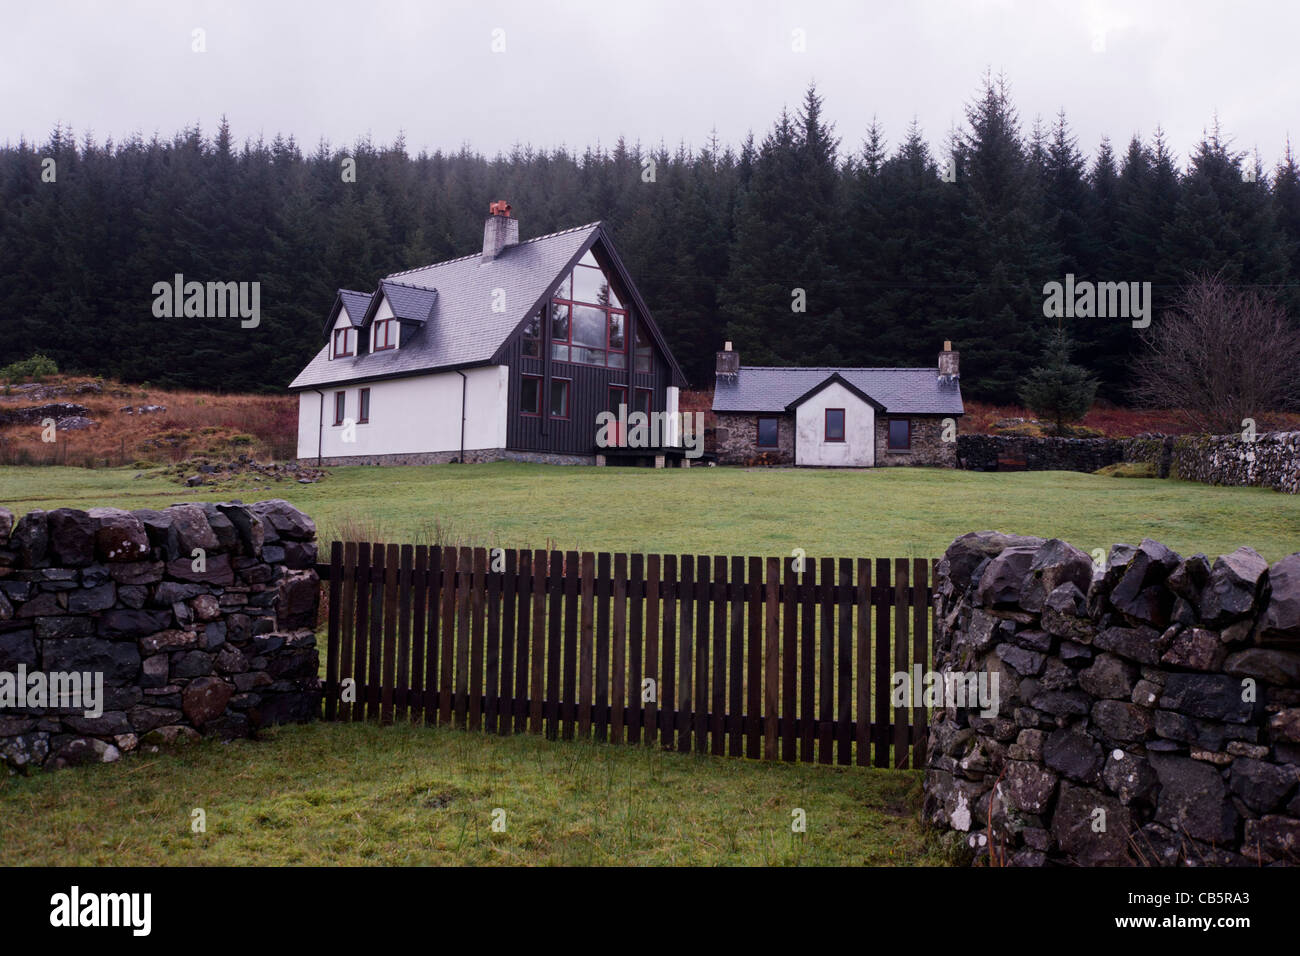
left=296, top=365, right=508, bottom=460
left=793, top=382, right=875, bottom=467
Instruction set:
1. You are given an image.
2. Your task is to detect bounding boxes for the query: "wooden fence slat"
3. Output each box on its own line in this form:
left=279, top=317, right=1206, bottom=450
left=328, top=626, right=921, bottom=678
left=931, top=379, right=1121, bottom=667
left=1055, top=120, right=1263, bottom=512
left=818, top=556, right=833, bottom=764
left=764, top=557, right=780, bottom=761
left=485, top=547, right=501, bottom=735
left=676, top=553, right=694, bottom=754
left=424, top=546, right=441, bottom=725
left=546, top=551, right=563, bottom=739
left=855, top=558, right=870, bottom=766
left=410, top=545, right=427, bottom=723
left=393, top=543, right=412, bottom=723
left=530, top=550, right=548, bottom=735
left=381, top=543, right=400, bottom=725
left=894, top=557, right=910, bottom=769
left=452, top=549, right=470, bottom=728
left=339, top=541, right=357, bottom=723
left=325, top=542, right=342, bottom=721
left=746, top=555, right=762, bottom=760
left=513, top=549, right=531, bottom=734
left=781, top=556, right=796, bottom=762
left=497, top=548, right=515, bottom=735
left=912, top=557, right=929, bottom=768
left=836, top=557, right=853, bottom=765
left=800, top=557, right=816, bottom=763
left=644, top=554, right=661, bottom=747
left=368, top=543, right=386, bottom=722
left=660, top=554, right=676, bottom=751
left=439, top=546, right=457, bottom=727
left=612, top=553, right=627, bottom=744
left=579, top=551, right=595, bottom=741
left=351, top=542, right=370, bottom=724
left=710, top=556, right=727, bottom=757
left=628, top=553, right=644, bottom=744
left=694, top=554, right=710, bottom=755
left=595, top=551, right=611, bottom=742
left=873, top=557, right=890, bottom=767
left=468, top=548, right=486, bottom=732
left=562, top=551, right=580, bottom=741
left=728, top=555, right=744, bottom=757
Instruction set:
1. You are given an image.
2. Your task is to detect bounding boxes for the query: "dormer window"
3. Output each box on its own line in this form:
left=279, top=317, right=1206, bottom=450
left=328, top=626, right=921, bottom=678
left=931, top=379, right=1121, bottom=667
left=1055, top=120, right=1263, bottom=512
left=332, top=327, right=356, bottom=359
left=373, top=319, right=397, bottom=351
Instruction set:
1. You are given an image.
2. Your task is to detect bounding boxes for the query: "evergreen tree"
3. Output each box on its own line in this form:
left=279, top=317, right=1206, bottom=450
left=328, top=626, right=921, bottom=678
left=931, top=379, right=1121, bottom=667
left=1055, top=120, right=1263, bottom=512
left=1017, top=328, right=1099, bottom=433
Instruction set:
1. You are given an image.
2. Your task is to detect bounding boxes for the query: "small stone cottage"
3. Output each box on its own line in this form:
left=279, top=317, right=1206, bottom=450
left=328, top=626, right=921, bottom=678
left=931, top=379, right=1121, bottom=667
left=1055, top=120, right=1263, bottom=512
left=710, top=342, right=964, bottom=467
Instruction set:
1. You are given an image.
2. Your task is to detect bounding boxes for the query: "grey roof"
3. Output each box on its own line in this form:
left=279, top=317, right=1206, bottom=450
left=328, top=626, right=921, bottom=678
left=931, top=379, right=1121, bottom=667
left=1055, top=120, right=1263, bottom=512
left=337, top=290, right=372, bottom=327
left=375, top=279, right=438, bottom=323
left=289, top=223, right=600, bottom=390
left=712, top=366, right=964, bottom=415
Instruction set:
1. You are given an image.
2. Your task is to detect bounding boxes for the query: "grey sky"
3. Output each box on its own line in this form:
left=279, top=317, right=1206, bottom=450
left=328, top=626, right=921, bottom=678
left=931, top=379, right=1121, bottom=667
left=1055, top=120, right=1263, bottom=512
left=4, top=0, right=1296, bottom=170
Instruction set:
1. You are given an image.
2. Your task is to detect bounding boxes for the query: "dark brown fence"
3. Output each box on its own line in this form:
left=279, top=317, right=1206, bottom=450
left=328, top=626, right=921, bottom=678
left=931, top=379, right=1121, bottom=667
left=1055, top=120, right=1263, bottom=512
left=317, top=544, right=937, bottom=769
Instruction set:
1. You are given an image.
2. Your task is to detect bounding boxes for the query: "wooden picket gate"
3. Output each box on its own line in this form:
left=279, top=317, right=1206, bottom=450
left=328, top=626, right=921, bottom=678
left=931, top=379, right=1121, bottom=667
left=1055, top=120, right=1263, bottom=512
left=317, top=544, right=937, bottom=769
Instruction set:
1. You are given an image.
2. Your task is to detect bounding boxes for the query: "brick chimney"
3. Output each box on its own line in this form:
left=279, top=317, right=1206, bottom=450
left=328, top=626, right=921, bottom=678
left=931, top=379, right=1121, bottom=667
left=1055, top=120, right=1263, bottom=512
left=715, top=341, right=739, bottom=380
left=938, top=340, right=959, bottom=382
left=482, top=201, right=519, bottom=263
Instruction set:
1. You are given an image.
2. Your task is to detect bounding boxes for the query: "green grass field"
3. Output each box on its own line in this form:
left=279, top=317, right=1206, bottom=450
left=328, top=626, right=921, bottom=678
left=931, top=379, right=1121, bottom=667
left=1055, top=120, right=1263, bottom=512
left=3, top=461, right=1298, bottom=561
left=0, top=721, right=940, bottom=866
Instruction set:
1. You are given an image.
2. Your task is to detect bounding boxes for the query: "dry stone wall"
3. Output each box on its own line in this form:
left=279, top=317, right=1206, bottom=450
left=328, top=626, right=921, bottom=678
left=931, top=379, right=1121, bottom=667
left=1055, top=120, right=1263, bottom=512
left=924, top=530, right=1300, bottom=865
left=0, top=499, right=322, bottom=772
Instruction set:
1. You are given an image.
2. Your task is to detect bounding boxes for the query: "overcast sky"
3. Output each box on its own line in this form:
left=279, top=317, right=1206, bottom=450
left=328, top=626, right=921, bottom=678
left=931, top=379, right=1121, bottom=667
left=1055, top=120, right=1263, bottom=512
left=4, top=0, right=1296, bottom=170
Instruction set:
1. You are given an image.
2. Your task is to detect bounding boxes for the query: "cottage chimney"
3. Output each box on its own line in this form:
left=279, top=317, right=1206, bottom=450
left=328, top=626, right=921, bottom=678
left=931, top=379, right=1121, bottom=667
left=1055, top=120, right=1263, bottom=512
left=938, top=340, right=959, bottom=381
left=716, top=341, right=739, bottom=380
left=481, top=201, right=519, bottom=263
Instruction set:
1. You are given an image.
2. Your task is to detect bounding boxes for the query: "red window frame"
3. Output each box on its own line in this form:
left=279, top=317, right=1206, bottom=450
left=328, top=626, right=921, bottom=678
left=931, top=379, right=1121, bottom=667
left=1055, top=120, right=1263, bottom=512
left=607, top=385, right=628, bottom=446
left=549, top=378, right=571, bottom=420
left=549, top=257, right=629, bottom=369
left=373, top=319, right=396, bottom=351
left=888, top=418, right=911, bottom=450
left=634, top=387, right=653, bottom=416
left=757, top=416, right=779, bottom=448
left=333, top=327, right=355, bottom=358
left=825, top=408, right=846, bottom=442
left=358, top=388, right=370, bottom=424
left=333, top=391, right=346, bottom=426
left=520, top=375, right=542, bottom=417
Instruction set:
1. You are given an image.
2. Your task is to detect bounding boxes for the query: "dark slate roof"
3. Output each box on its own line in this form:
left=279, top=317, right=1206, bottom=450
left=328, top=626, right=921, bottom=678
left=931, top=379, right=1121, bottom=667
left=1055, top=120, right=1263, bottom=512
left=337, top=290, right=372, bottom=327
left=712, top=367, right=964, bottom=415
left=289, top=223, right=600, bottom=390
left=376, top=279, right=438, bottom=324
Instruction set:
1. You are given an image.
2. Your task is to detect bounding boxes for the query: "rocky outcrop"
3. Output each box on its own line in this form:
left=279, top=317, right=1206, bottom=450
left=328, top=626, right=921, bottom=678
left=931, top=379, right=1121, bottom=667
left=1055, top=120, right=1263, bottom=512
left=0, top=499, right=321, bottom=773
left=925, top=530, right=1300, bottom=866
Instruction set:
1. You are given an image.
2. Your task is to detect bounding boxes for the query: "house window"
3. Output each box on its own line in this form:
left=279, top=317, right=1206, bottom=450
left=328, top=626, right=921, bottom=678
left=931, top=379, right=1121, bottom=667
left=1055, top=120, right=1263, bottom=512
left=549, top=251, right=628, bottom=369
left=634, top=321, right=652, bottom=373
left=333, top=327, right=355, bottom=359
left=358, top=388, right=370, bottom=424
left=520, top=375, right=542, bottom=416
left=521, top=313, right=541, bottom=358
left=333, top=391, right=346, bottom=426
left=888, top=418, right=911, bottom=450
left=757, top=417, right=779, bottom=448
left=373, top=319, right=396, bottom=351
left=549, top=378, right=570, bottom=419
left=825, top=408, right=845, bottom=442
left=634, top=387, right=653, bottom=416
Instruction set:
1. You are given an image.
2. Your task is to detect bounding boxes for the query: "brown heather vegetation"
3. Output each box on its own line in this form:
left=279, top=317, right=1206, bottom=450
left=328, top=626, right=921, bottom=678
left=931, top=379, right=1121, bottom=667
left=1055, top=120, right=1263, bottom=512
left=0, top=376, right=298, bottom=468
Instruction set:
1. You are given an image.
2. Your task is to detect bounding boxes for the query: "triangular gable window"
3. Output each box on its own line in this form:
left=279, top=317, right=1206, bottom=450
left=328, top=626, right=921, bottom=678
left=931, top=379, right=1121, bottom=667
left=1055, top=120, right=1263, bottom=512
left=550, top=250, right=628, bottom=368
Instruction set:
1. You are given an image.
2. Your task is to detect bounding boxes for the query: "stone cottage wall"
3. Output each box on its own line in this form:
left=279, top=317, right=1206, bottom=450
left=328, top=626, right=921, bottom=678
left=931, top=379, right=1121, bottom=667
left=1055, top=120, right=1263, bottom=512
left=874, top=416, right=957, bottom=467
left=925, top=530, right=1300, bottom=865
left=713, top=411, right=795, bottom=465
left=0, top=499, right=321, bottom=772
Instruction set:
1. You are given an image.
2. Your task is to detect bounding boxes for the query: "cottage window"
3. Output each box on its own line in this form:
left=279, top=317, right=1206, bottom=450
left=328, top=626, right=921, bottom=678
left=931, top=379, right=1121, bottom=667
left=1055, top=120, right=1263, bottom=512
left=333, top=391, right=346, bottom=426
left=550, top=378, right=570, bottom=419
left=757, top=417, right=779, bottom=448
left=373, top=319, right=396, bottom=351
left=333, top=327, right=355, bottom=358
left=358, top=388, right=370, bottom=424
left=888, top=418, right=911, bottom=450
left=825, top=408, right=845, bottom=442
left=520, top=375, right=542, bottom=416
left=549, top=252, right=629, bottom=369
left=521, top=313, right=542, bottom=358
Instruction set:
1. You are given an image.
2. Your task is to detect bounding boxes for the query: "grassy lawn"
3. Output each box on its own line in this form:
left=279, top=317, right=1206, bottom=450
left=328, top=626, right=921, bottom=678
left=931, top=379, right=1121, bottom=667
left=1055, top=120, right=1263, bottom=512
left=2, top=462, right=1298, bottom=561
left=0, top=721, right=939, bottom=866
